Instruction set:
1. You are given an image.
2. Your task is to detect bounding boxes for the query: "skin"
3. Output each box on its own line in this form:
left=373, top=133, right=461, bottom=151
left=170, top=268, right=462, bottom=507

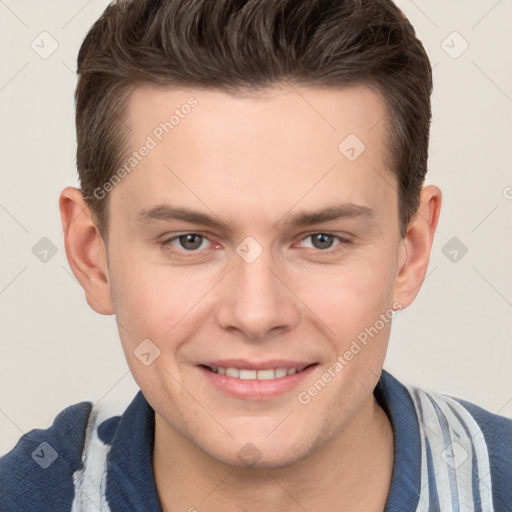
left=60, top=83, right=441, bottom=512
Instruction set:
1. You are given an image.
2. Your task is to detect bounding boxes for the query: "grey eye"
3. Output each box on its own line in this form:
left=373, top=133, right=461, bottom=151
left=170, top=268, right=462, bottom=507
left=178, top=234, right=204, bottom=250
left=310, top=234, right=335, bottom=249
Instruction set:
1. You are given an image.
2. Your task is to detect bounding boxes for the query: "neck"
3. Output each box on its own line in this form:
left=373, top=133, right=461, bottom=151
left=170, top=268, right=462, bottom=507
left=153, top=395, right=394, bottom=512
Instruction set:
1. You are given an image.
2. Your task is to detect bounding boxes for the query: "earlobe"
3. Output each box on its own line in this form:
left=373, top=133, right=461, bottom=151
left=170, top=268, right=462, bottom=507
left=59, top=187, right=114, bottom=315
left=393, top=185, right=442, bottom=308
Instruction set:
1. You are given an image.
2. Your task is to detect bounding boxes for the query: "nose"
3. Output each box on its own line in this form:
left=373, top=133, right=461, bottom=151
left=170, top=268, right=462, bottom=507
left=214, top=247, right=301, bottom=341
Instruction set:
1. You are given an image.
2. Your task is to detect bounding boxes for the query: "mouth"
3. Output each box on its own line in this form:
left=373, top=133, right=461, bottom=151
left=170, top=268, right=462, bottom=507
left=200, top=364, right=315, bottom=380
left=197, top=361, right=319, bottom=400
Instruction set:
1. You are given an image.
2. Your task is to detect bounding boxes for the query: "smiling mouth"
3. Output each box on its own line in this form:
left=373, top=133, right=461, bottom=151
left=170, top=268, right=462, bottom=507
left=200, top=364, right=317, bottom=380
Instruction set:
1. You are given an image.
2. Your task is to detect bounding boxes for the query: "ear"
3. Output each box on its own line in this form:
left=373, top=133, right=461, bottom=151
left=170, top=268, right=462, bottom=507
left=59, top=187, right=114, bottom=315
left=393, top=185, right=442, bottom=309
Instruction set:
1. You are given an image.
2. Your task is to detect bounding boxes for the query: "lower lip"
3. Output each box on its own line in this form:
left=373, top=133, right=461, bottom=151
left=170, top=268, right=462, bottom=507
left=198, top=364, right=318, bottom=400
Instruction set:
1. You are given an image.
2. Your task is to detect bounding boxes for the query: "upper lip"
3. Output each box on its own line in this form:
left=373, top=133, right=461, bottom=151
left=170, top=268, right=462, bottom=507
left=199, top=359, right=317, bottom=370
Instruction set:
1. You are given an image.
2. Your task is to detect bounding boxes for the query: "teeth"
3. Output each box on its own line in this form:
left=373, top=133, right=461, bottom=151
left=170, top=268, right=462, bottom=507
left=256, top=369, right=276, bottom=380
left=225, top=367, right=239, bottom=378
left=208, top=366, right=306, bottom=380
left=239, top=369, right=257, bottom=380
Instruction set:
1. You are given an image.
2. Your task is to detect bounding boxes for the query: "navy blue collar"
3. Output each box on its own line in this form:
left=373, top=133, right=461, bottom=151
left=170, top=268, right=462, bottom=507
left=375, top=370, right=422, bottom=511
left=102, top=392, right=162, bottom=511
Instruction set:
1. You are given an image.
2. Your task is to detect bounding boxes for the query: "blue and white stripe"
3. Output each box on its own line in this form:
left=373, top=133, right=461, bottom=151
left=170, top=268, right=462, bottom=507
left=408, top=386, right=494, bottom=512
left=71, top=406, right=112, bottom=511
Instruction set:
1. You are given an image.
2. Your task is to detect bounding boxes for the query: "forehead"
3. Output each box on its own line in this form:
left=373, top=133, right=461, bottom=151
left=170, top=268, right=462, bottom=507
left=125, top=82, right=389, bottom=147
left=112, top=83, right=396, bottom=231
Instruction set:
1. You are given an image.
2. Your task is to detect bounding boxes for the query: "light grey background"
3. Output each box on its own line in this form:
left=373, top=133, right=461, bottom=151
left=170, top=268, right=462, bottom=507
left=1, top=0, right=511, bottom=454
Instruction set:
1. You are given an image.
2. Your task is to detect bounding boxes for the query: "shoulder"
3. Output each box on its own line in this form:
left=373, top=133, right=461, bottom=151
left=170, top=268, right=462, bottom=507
left=0, top=399, right=111, bottom=512
left=406, top=383, right=512, bottom=510
left=453, top=395, right=512, bottom=444
left=408, top=385, right=512, bottom=461
left=0, top=392, right=154, bottom=512
left=453, top=396, right=512, bottom=510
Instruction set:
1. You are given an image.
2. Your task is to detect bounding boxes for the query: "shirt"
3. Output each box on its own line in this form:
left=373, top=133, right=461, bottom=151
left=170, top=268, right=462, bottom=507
left=1, top=370, right=511, bottom=511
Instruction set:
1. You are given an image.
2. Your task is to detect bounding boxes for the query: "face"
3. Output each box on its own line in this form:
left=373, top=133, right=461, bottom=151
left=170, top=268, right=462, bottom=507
left=104, top=84, right=407, bottom=467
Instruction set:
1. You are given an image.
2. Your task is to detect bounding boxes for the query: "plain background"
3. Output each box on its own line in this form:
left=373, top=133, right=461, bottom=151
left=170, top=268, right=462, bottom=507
left=1, top=0, right=511, bottom=455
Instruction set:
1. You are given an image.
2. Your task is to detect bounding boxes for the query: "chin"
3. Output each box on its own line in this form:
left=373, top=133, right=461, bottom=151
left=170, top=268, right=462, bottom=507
left=199, top=430, right=316, bottom=470
left=211, top=448, right=304, bottom=470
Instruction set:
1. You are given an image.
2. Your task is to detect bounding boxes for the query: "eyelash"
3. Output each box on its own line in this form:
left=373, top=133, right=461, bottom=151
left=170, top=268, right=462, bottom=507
left=158, top=232, right=352, bottom=256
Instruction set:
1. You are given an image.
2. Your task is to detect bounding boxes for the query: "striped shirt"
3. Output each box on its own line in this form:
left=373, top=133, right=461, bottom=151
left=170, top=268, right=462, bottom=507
left=1, top=370, right=511, bottom=511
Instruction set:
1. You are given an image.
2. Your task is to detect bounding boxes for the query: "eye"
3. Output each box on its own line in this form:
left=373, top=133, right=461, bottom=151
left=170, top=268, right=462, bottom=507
left=160, top=233, right=212, bottom=251
left=297, top=233, right=350, bottom=252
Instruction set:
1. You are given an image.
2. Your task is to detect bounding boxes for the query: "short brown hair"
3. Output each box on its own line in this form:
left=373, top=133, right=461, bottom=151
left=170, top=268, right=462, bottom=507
left=75, top=0, right=432, bottom=240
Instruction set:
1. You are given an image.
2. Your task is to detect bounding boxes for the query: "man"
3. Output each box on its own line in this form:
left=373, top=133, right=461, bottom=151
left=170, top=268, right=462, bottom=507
left=1, top=0, right=511, bottom=511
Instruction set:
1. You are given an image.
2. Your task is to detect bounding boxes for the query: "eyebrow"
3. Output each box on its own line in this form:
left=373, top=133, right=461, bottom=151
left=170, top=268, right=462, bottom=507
left=134, top=203, right=376, bottom=228
left=135, top=205, right=225, bottom=228
left=289, top=204, right=376, bottom=226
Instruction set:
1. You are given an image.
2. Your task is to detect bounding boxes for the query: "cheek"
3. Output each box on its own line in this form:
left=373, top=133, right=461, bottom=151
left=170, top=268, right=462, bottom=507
left=107, top=250, right=224, bottom=393
left=298, top=256, right=397, bottom=339
left=109, top=250, right=209, bottom=336
left=294, top=262, right=395, bottom=435
left=107, top=255, right=198, bottom=403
